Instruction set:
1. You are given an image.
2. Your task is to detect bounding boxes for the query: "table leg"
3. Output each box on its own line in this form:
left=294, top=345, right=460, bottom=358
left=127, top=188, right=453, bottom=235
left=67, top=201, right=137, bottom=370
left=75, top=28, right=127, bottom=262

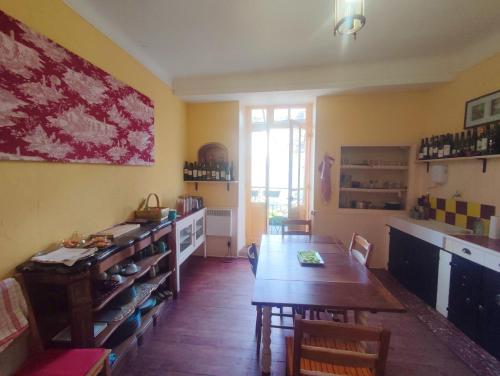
left=354, top=310, right=371, bottom=352
left=261, top=306, right=272, bottom=375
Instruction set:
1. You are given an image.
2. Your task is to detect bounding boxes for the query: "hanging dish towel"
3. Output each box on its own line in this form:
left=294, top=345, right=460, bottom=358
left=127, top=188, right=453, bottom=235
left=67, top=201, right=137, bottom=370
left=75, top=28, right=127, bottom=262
left=318, top=154, right=334, bottom=202
left=0, top=278, right=28, bottom=352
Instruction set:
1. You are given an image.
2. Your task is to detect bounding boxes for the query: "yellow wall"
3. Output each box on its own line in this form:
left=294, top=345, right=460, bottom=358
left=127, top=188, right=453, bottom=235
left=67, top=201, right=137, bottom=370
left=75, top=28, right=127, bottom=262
left=314, top=91, right=427, bottom=267
left=0, top=0, right=186, bottom=277
left=417, top=53, right=500, bottom=210
left=185, top=102, right=240, bottom=256
left=185, top=102, right=239, bottom=207
left=314, top=52, right=500, bottom=268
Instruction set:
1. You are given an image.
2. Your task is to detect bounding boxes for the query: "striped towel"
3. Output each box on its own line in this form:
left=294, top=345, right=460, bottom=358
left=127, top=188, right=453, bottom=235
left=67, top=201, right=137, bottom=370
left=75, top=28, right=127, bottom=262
left=0, top=278, right=28, bottom=352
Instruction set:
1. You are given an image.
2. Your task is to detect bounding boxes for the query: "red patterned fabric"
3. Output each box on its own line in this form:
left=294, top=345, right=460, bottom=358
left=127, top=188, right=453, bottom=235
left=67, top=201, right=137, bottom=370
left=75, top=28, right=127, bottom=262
left=15, top=348, right=107, bottom=376
left=0, top=11, right=154, bottom=165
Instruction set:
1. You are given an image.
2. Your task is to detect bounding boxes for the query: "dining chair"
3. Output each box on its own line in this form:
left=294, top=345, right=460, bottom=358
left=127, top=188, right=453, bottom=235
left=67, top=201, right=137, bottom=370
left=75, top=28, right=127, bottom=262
left=349, top=232, right=374, bottom=267
left=247, top=243, right=296, bottom=355
left=281, top=219, right=312, bottom=236
left=2, top=275, right=111, bottom=376
left=286, top=315, right=391, bottom=376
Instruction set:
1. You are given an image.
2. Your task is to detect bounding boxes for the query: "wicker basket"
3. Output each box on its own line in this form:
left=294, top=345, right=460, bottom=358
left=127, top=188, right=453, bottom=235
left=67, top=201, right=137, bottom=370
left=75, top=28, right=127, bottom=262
left=135, top=193, right=169, bottom=221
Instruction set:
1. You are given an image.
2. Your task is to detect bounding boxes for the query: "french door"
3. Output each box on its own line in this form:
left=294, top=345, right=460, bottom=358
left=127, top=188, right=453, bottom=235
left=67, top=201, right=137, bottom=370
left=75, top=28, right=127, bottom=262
left=246, top=105, right=312, bottom=242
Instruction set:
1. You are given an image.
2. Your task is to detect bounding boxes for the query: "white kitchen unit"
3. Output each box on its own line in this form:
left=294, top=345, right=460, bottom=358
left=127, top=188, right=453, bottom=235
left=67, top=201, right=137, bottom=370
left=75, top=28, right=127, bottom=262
left=174, top=208, right=206, bottom=292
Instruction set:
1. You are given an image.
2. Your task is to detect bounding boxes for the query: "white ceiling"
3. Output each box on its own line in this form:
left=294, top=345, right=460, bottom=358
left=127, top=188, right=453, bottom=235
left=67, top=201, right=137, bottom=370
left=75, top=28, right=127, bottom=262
left=65, top=0, right=500, bottom=102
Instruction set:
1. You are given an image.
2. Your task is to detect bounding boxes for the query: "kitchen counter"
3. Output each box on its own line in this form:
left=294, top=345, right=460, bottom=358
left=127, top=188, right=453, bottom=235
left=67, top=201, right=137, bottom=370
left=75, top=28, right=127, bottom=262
left=387, top=216, right=471, bottom=248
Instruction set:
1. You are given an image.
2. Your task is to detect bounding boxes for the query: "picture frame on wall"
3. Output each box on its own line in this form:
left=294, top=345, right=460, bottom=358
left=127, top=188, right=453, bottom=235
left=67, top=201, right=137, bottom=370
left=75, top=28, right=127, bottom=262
left=464, top=90, right=500, bottom=129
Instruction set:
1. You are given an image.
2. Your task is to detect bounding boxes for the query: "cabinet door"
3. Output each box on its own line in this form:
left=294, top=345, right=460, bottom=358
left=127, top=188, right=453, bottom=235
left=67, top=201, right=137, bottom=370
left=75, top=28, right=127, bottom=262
left=479, top=268, right=500, bottom=359
left=411, top=238, right=439, bottom=307
left=194, top=213, right=205, bottom=249
left=388, top=228, right=410, bottom=285
left=448, top=255, right=482, bottom=342
left=177, top=221, right=194, bottom=262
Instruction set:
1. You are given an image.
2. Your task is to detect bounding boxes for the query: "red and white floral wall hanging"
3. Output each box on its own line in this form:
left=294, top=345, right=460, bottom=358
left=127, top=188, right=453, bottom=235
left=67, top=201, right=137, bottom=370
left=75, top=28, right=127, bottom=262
left=0, top=11, right=155, bottom=165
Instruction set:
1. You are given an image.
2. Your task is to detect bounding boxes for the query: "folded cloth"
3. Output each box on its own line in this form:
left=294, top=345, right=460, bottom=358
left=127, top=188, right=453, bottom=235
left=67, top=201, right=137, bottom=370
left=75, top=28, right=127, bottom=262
left=31, top=247, right=98, bottom=267
left=0, top=278, right=28, bottom=352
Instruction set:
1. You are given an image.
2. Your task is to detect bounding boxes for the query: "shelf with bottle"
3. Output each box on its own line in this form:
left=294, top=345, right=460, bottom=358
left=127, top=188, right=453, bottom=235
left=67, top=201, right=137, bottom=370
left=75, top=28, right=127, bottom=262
left=416, top=123, right=500, bottom=173
left=183, top=160, right=235, bottom=182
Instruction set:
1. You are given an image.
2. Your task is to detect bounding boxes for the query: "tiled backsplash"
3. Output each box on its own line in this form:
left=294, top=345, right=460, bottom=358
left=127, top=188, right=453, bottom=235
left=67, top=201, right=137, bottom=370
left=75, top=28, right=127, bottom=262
left=429, top=197, right=495, bottom=235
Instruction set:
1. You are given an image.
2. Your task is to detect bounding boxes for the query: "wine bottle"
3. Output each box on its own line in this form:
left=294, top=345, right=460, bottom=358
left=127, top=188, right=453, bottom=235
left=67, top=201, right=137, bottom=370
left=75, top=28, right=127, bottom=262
left=220, top=162, right=226, bottom=180
left=214, top=163, right=220, bottom=180
left=437, top=135, right=444, bottom=158
left=458, top=132, right=465, bottom=157
left=423, top=138, right=429, bottom=159
left=451, top=133, right=459, bottom=157
left=418, top=139, right=424, bottom=160
left=481, top=126, right=489, bottom=155
left=229, top=161, right=234, bottom=180
left=443, top=134, right=451, bottom=158
left=183, top=161, right=189, bottom=181
left=211, top=162, right=217, bottom=180
left=472, top=128, right=479, bottom=155
left=226, top=163, right=231, bottom=181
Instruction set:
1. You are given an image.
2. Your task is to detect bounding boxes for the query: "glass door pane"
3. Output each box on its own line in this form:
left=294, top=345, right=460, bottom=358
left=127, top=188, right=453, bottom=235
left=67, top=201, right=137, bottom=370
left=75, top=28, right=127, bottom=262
left=268, top=127, right=290, bottom=233
left=179, top=224, right=193, bottom=253
left=195, top=217, right=204, bottom=240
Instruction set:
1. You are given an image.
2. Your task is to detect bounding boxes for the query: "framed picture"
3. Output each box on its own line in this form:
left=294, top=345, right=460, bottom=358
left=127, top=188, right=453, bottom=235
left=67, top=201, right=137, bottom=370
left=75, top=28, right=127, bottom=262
left=464, top=90, right=500, bottom=129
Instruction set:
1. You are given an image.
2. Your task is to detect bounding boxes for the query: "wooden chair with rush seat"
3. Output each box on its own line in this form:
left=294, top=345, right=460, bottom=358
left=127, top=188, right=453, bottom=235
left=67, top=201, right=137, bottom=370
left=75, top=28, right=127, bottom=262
left=0, top=275, right=110, bottom=376
left=286, top=315, right=391, bottom=376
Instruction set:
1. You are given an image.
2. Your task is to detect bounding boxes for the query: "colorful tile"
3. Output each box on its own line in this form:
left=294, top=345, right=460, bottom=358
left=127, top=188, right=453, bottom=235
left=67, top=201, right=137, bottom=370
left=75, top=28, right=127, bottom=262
left=436, top=198, right=446, bottom=210
left=480, top=204, right=495, bottom=220
left=467, top=202, right=481, bottom=218
left=429, top=208, right=436, bottom=219
left=436, top=209, right=446, bottom=223
left=482, top=219, right=490, bottom=236
left=445, top=212, right=456, bottom=225
left=466, top=216, right=476, bottom=230
left=429, top=197, right=437, bottom=209
left=456, top=201, right=468, bottom=215
left=445, top=199, right=456, bottom=213
left=455, top=214, right=467, bottom=229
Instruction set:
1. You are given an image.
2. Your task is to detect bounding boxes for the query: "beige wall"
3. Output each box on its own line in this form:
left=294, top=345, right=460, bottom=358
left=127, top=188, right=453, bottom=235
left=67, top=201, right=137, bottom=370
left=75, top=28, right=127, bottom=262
left=0, top=0, right=186, bottom=277
left=185, top=102, right=240, bottom=256
left=313, top=91, right=427, bottom=267
left=314, top=53, right=500, bottom=268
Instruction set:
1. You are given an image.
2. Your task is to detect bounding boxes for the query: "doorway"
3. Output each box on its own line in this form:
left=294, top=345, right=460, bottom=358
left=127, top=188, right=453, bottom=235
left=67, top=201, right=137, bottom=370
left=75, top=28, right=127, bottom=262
left=245, top=105, right=312, bottom=243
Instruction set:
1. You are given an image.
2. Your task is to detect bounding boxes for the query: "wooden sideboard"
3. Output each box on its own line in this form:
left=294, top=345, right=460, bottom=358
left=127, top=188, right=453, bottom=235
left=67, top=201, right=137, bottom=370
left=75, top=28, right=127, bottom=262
left=18, top=220, right=176, bottom=374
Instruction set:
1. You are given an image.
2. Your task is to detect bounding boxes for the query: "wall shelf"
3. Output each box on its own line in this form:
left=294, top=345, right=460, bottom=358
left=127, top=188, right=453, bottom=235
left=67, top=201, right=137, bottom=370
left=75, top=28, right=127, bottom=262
left=340, top=146, right=410, bottom=210
left=416, top=154, right=500, bottom=173
left=184, top=180, right=238, bottom=191
left=340, top=188, right=407, bottom=194
left=341, top=164, right=408, bottom=170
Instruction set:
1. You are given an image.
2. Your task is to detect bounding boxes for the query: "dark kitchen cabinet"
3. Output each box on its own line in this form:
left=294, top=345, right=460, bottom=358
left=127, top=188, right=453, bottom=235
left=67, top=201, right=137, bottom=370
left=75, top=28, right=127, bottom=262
left=388, top=227, right=439, bottom=307
left=449, top=254, right=500, bottom=360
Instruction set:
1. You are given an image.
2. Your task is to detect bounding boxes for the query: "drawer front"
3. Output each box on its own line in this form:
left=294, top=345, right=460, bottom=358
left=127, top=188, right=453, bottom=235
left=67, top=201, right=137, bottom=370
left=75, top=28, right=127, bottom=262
left=444, top=237, right=484, bottom=265
left=135, top=236, right=152, bottom=252
left=482, top=251, right=500, bottom=273
left=152, top=225, right=171, bottom=242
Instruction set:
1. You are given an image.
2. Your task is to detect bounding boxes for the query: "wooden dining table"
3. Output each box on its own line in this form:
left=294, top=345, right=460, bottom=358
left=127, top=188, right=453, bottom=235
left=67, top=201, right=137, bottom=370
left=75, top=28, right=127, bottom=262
left=252, top=234, right=405, bottom=375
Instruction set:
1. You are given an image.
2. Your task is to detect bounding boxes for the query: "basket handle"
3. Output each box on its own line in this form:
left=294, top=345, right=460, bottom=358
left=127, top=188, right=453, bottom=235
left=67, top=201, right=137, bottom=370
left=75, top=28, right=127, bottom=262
left=145, top=193, right=160, bottom=210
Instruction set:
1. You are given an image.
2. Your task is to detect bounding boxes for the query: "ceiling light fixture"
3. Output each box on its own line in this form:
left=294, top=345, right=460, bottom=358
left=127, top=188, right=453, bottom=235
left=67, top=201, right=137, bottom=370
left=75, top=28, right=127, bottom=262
left=333, top=0, right=366, bottom=39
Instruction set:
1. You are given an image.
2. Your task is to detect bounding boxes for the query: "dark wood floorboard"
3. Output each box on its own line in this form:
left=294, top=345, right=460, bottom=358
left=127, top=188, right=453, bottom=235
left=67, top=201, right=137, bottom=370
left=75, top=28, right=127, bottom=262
left=120, top=257, right=493, bottom=376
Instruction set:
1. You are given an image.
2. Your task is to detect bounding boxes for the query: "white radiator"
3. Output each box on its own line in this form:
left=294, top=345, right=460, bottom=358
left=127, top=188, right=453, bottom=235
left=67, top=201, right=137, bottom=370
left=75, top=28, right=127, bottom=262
left=206, top=208, right=232, bottom=237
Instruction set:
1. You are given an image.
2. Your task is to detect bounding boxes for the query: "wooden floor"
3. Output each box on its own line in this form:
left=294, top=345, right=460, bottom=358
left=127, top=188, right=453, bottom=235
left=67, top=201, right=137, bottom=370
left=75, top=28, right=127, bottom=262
left=120, top=257, right=492, bottom=376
